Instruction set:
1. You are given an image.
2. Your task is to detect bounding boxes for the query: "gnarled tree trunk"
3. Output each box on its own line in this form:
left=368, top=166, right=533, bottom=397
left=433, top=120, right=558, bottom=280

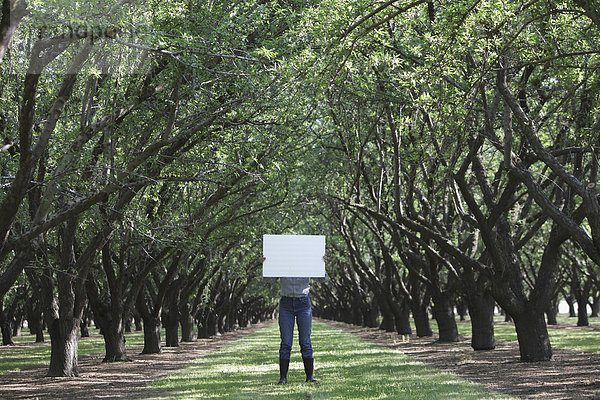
left=86, top=279, right=131, bottom=362
left=362, top=299, right=379, bottom=328
left=512, top=308, right=552, bottom=362
left=467, top=290, right=495, bottom=350
left=141, top=314, right=162, bottom=354
left=137, top=290, right=162, bottom=354
left=164, top=279, right=182, bottom=347
left=432, top=291, right=459, bottom=342
left=163, top=308, right=179, bottom=347
left=47, top=317, right=80, bottom=377
left=591, top=295, right=599, bottom=318
left=0, top=300, right=14, bottom=345
left=545, top=301, right=559, bottom=326
left=27, top=302, right=44, bottom=342
left=393, top=299, right=412, bottom=336
left=577, top=301, right=589, bottom=327
left=377, top=297, right=395, bottom=332
left=102, top=322, right=130, bottom=362
left=180, top=302, right=196, bottom=342
left=413, top=306, right=432, bottom=337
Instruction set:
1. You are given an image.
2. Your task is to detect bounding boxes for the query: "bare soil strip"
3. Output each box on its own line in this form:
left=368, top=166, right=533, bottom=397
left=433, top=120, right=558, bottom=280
left=0, top=321, right=271, bottom=400
left=321, top=319, right=600, bottom=399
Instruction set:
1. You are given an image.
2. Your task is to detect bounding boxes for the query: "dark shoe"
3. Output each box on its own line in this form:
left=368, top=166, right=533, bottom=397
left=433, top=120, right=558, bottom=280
left=278, top=358, right=289, bottom=384
left=302, top=357, right=320, bottom=384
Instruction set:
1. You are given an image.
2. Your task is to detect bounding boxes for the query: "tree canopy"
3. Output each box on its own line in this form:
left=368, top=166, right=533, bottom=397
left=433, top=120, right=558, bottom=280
left=0, top=0, right=599, bottom=375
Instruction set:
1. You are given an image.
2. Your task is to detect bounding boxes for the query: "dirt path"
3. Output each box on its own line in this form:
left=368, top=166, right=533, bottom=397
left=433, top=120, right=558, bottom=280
left=0, top=321, right=271, bottom=400
left=321, top=319, right=600, bottom=399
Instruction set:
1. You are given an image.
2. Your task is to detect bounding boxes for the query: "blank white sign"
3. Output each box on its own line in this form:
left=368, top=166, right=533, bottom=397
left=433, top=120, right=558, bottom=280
left=263, top=234, right=326, bottom=277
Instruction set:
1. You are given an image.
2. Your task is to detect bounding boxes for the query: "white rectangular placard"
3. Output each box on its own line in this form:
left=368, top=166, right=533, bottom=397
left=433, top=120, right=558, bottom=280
left=263, top=234, right=325, bottom=277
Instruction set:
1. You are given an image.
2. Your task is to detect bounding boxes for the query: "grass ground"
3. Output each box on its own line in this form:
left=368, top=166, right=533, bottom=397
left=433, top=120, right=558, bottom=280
left=149, top=321, right=514, bottom=400
left=0, top=315, right=598, bottom=377
left=0, top=329, right=145, bottom=374
left=452, top=315, right=600, bottom=353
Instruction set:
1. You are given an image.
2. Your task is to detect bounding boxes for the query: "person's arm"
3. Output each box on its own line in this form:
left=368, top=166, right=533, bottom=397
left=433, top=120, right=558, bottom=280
left=260, top=255, right=278, bottom=283
left=312, top=255, right=329, bottom=282
left=312, top=271, right=328, bottom=283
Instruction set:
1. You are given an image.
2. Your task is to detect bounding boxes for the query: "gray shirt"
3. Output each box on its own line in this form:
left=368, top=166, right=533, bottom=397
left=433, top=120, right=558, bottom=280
left=265, top=275, right=327, bottom=297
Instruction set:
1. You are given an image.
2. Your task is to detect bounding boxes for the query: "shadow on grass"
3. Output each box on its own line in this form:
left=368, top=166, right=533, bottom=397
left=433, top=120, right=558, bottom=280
left=150, top=322, right=513, bottom=400
left=0, top=330, right=147, bottom=375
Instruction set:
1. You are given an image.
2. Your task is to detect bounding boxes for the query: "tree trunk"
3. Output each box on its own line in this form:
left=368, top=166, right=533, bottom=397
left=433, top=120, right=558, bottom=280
left=164, top=279, right=181, bottom=347
left=378, top=314, right=394, bottom=331
left=363, top=299, right=379, bottom=328
left=413, top=307, right=433, bottom=337
left=141, top=314, right=162, bottom=354
left=197, top=307, right=218, bottom=339
left=26, top=282, right=45, bottom=342
left=44, top=216, right=92, bottom=377
left=456, top=299, right=468, bottom=321
left=467, top=291, right=495, bottom=350
left=136, top=289, right=162, bottom=354
left=500, top=307, right=513, bottom=322
left=28, top=309, right=44, bottom=342
left=47, top=318, right=79, bottom=377
left=197, top=319, right=209, bottom=339
left=217, top=313, right=225, bottom=334
left=12, top=310, right=23, bottom=337
left=375, top=294, right=394, bottom=332
left=567, top=302, right=577, bottom=318
left=566, top=297, right=577, bottom=317
left=222, top=311, right=232, bottom=333
left=164, top=308, right=179, bottom=347
left=376, top=306, right=393, bottom=334
left=0, top=0, right=28, bottom=63
left=591, top=295, right=599, bottom=318
left=409, top=274, right=432, bottom=337
left=433, top=293, right=459, bottom=342
left=577, top=301, right=589, bottom=327
left=351, top=302, right=363, bottom=326
left=87, top=280, right=131, bottom=361
left=393, top=300, right=412, bottom=336
left=35, top=326, right=45, bottom=342
left=80, top=319, right=89, bottom=338
left=80, top=306, right=91, bottom=337
left=102, top=323, right=130, bottom=362
left=512, top=309, right=552, bottom=362
left=545, top=301, right=559, bottom=325
left=207, top=311, right=218, bottom=336
left=227, top=310, right=238, bottom=332
left=180, top=302, right=195, bottom=341
left=0, top=320, right=13, bottom=345
left=237, top=307, right=249, bottom=328
left=134, top=312, right=143, bottom=331
left=0, top=301, right=14, bottom=345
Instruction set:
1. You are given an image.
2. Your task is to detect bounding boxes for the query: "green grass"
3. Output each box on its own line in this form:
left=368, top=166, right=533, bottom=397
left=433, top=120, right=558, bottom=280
left=150, top=321, right=514, bottom=399
left=1, top=315, right=598, bottom=377
left=0, top=329, right=145, bottom=374
left=552, top=315, right=600, bottom=327
left=445, top=315, right=600, bottom=353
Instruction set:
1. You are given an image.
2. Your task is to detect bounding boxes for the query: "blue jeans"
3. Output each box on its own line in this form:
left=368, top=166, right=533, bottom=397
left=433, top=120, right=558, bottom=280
left=278, top=296, right=313, bottom=360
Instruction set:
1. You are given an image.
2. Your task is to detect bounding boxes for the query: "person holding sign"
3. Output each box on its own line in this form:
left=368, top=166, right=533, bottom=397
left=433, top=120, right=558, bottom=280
left=262, top=235, right=327, bottom=385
